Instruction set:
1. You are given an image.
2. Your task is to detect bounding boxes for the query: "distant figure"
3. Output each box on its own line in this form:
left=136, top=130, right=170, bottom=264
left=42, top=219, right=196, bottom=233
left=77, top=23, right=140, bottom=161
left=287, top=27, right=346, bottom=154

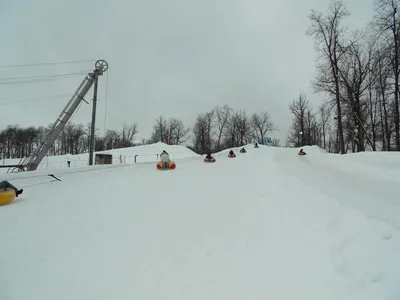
left=254, top=142, right=259, bottom=148
left=66, top=154, right=71, bottom=168
left=229, top=150, right=235, bottom=156
left=205, top=153, right=214, bottom=159
left=298, top=148, right=306, bottom=155
left=0, top=180, right=23, bottom=197
left=240, top=147, right=246, bottom=153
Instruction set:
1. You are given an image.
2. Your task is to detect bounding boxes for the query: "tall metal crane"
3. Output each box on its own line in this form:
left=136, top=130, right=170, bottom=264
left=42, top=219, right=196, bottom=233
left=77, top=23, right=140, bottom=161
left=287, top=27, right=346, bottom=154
left=21, top=59, right=108, bottom=172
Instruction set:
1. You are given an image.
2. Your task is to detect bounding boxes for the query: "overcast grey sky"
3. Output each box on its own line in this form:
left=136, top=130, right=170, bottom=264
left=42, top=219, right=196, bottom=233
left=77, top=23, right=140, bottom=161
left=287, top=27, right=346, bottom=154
left=0, top=0, right=373, bottom=142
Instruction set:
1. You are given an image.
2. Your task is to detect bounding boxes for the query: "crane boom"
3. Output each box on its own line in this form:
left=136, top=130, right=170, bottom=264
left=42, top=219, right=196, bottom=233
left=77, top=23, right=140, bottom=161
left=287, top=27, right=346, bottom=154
left=20, top=60, right=108, bottom=172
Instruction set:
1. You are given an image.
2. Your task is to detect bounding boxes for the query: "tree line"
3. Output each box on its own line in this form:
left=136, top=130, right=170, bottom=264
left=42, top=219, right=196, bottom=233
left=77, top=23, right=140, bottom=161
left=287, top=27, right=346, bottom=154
left=0, top=105, right=277, bottom=159
left=287, top=0, right=400, bottom=153
left=0, top=123, right=139, bottom=159
left=147, top=105, right=278, bottom=154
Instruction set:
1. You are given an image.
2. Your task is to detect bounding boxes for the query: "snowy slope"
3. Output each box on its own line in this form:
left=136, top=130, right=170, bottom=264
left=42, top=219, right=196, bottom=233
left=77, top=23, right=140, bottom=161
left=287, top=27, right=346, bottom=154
left=0, top=142, right=199, bottom=173
left=274, top=146, right=400, bottom=230
left=0, top=144, right=399, bottom=300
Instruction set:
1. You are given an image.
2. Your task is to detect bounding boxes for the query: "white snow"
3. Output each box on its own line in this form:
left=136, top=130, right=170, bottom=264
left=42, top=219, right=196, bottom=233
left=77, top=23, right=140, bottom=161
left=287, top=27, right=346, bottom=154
left=0, top=142, right=198, bottom=172
left=0, top=143, right=399, bottom=299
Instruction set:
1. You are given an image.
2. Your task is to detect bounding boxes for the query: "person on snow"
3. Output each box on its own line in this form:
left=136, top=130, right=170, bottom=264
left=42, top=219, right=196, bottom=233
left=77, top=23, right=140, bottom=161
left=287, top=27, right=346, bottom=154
left=0, top=180, right=23, bottom=197
left=298, top=148, right=306, bottom=155
left=254, top=142, right=259, bottom=148
left=228, top=149, right=235, bottom=156
left=240, top=147, right=246, bottom=153
left=160, top=150, right=171, bottom=168
left=66, top=154, right=71, bottom=168
left=205, top=153, right=215, bottom=161
left=205, top=153, right=213, bottom=159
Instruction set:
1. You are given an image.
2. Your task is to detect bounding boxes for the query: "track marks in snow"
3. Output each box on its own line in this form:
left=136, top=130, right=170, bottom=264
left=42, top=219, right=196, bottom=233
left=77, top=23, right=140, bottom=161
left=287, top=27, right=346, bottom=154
left=272, top=148, right=400, bottom=299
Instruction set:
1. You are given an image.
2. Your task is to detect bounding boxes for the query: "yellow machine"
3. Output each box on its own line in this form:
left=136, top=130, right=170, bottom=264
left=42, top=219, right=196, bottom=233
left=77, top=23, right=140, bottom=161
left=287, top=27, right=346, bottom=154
left=0, top=189, right=16, bottom=206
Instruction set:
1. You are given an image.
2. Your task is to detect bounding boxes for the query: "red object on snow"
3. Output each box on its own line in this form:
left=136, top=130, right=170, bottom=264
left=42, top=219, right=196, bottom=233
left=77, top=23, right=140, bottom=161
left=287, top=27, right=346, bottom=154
left=204, top=157, right=216, bottom=162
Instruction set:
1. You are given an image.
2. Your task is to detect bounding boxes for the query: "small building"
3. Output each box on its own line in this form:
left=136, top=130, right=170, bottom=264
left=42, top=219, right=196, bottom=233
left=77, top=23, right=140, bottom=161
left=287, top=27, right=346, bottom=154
left=95, top=153, right=112, bottom=165
left=263, top=137, right=272, bottom=146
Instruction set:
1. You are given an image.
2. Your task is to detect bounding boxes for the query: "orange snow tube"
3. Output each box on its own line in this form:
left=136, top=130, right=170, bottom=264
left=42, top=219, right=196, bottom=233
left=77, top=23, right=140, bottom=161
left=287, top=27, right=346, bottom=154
left=157, top=161, right=176, bottom=170
left=298, top=152, right=306, bottom=156
left=204, top=157, right=216, bottom=163
left=0, top=190, right=16, bottom=206
left=228, top=154, right=236, bottom=158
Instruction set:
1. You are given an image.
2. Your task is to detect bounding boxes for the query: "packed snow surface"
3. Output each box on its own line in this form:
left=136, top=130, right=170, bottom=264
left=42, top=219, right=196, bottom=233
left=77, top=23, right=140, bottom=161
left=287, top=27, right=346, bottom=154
left=0, top=143, right=399, bottom=300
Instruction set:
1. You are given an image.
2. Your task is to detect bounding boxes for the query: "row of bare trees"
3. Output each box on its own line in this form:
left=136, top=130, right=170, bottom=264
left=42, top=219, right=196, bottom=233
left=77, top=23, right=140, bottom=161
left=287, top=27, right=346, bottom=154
left=147, top=116, right=190, bottom=145
left=1, top=106, right=276, bottom=159
left=148, top=105, right=277, bottom=154
left=287, top=94, right=338, bottom=152
left=0, top=123, right=139, bottom=159
left=287, top=0, right=400, bottom=153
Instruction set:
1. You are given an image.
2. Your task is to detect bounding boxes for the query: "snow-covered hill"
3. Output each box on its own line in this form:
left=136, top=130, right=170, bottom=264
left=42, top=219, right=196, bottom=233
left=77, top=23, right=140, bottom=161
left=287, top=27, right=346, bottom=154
left=0, top=142, right=199, bottom=173
left=0, top=143, right=399, bottom=300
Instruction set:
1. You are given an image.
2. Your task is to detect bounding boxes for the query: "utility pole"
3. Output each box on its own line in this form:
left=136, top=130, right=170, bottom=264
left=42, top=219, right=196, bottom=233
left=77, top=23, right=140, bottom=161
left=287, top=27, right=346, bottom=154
left=88, top=73, right=99, bottom=166
left=88, top=60, right=108, bottom=166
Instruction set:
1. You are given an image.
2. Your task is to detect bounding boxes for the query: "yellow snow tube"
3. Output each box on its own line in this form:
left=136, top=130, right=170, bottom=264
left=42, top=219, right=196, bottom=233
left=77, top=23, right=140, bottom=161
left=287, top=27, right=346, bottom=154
left=0, top=190, right=16, bottom=206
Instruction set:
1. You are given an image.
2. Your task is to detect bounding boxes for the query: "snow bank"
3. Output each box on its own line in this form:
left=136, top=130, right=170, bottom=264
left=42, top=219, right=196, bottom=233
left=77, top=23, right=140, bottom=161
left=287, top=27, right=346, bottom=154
left=0, top=144, right=399, bottom=299
left=0, top=142, right=198, bottom=174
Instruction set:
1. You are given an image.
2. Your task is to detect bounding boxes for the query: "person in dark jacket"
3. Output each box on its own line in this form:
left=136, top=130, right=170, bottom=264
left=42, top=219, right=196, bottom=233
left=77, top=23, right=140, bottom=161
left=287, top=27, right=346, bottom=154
left=0, top=181, right=23, bottom=197
left=205, top=153, right=214, bottom=159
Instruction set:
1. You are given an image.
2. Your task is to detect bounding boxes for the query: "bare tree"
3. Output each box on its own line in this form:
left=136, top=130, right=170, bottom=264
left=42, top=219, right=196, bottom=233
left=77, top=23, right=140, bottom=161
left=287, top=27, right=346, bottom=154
left=223, top=110, right=251, bottom=147
left=168, top=118, right=190, bottom=144
left=251, top=111, right=274, bottom=144
left=235, top=110, right=251, bottom=145
left=120, top=123, right=138, bottom=147
left=374, top=46, right=393, bottom=150
left=103, top=129, right=121, bottom=149
left=307, top=0, right=349, bottom=153
left=192, top=112, right=214, bottom=154
left=289, top=93, right=309, bottom=146
left=373, top=0, right=400, bottom=149
left=286, top=93, right=327, bottom=148
left=205, top=110, right=214, bottom=150
left=149, top=116, right=169, bottom=143
left=319, top=103, right=331, bottom=150
left=337, top=30, right=376, bottom=151
left=214, top=105, right=232, bottom=151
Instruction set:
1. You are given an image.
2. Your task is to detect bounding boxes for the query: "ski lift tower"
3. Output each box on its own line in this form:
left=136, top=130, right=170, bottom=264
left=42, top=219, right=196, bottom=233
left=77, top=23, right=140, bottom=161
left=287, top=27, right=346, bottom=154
left=21, top=59, right=108, bottom=172
left=88, top=59, right=108, bottom=165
